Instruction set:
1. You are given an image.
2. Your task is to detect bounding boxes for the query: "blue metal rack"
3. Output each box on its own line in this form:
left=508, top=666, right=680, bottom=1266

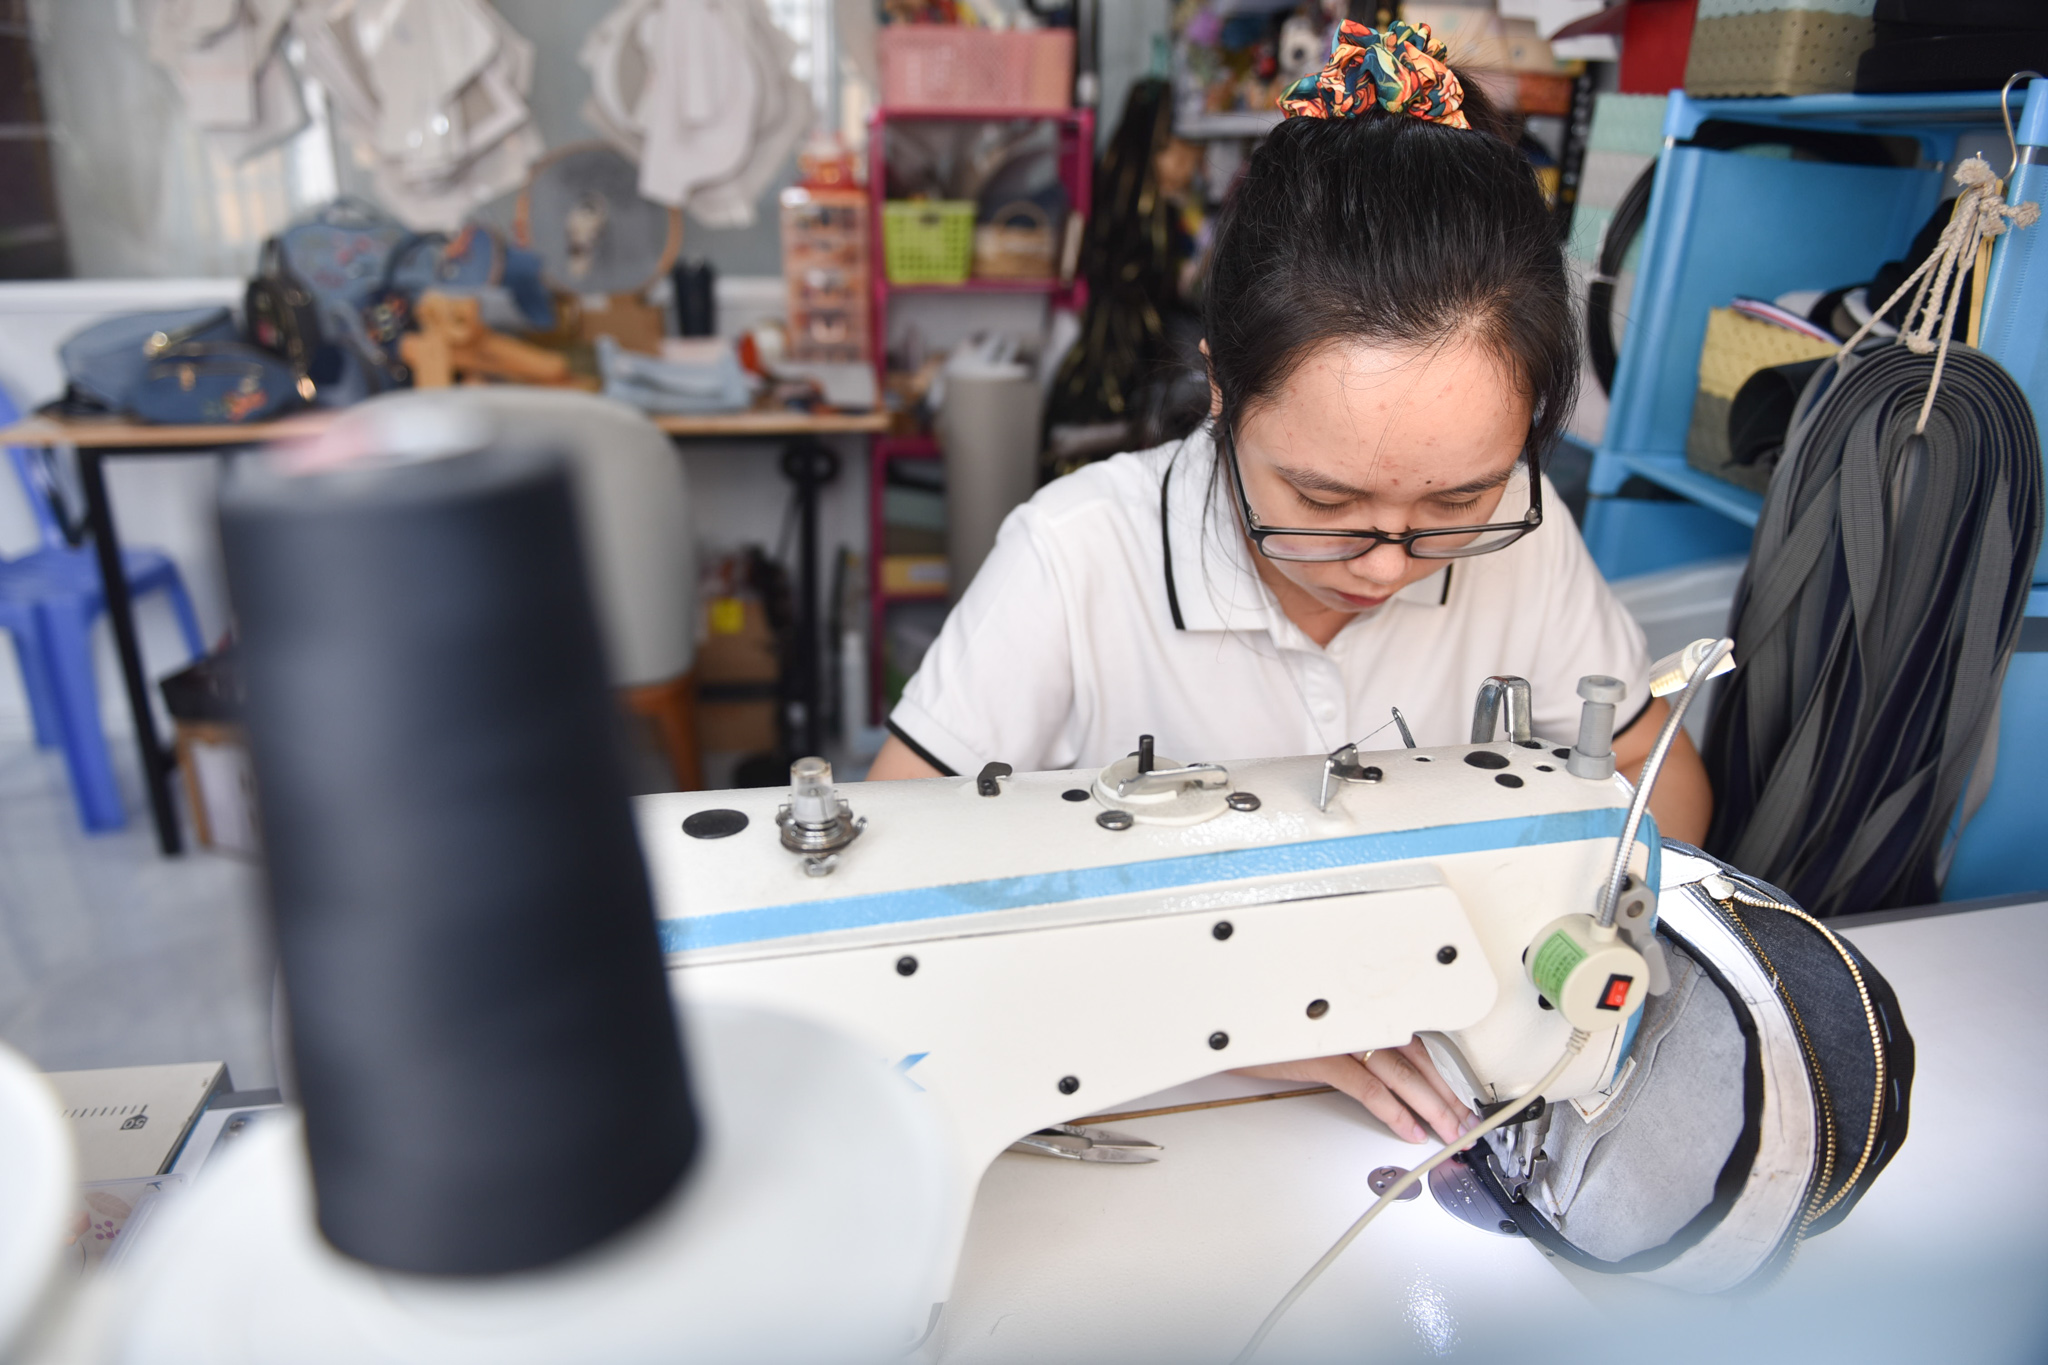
left=1583, top=82, right=2046, bottom=584
left=1583, top=83, right=2048, bottom=901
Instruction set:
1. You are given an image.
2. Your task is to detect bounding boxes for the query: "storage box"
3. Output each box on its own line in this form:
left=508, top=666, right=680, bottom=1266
left=695, top=591, right=781, bottom=754
left=883, top=201, right=975, bottom=285
left=878, top=26, right=1073, bottom=112
left=781, top=186, right=871, bottom=363
left=172, top=720, right=261, bottom=857
left=881, top=554, right=949, bottom=598
left=571, top=291, right=665, bottom=355
left=1684, top=0, right=1875, bottom=97
left=1620, top=0, right=1699, bottom=95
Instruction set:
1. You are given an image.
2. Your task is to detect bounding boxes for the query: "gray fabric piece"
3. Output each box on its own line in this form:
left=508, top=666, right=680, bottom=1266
left=1543, top=937, right=1747, bottom=1263
left=1702, top=341, right=2043, bottom=915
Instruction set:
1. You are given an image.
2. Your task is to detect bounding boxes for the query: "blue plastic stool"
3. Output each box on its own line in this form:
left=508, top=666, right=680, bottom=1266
left=1, top=396, right=204, bottom=831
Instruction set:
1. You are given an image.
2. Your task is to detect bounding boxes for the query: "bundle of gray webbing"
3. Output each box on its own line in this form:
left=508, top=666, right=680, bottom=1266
left=1702, top=338, right=2042, bottom=916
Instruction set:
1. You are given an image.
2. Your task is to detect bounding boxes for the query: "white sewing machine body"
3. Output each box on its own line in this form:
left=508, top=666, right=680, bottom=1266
left=640, top=738, right=1661, bottom=1308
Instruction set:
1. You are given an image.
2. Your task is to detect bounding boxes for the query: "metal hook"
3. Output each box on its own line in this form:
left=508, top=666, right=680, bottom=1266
left=1470, top=676, right=1533, bottom=745
left=2001, top=71, right=2044, bottom=181
left=1316, top=743, right=1381, bottom=812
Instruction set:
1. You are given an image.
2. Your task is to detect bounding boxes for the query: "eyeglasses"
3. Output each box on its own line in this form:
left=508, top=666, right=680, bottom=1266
left=1222, top=424, right=1542, bottom=563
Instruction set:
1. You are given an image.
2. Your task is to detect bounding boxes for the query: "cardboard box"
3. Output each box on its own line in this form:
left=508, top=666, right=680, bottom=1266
left=882, top=554, right=949, bottom=598
left=696, top=593, right=781, bottom=754
left=172, top=720, right=261, bottom=857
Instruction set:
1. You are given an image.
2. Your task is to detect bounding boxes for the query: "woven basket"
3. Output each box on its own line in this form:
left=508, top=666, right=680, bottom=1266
left=883, top=201, right=974, bottom=285
left=1685, top=1, right=1875, bottom=96
left=972, top=201, right=1056, bottom=281
left=1686, top=307, right=1840, bottom=490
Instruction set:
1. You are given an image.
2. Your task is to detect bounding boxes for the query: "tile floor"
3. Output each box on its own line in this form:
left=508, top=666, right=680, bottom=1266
left=0, top=721, right=867, bottom=1093
left=0, top=727, right=276, bottom=1088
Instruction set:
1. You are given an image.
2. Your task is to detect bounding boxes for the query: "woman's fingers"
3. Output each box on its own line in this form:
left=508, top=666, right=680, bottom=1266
left=1362, top=1045, right=1473, bottom=1144
left=1233, top=1055, right=1429, bottom=1143
left=1320, top=1056, right=1433, bottom=1144
left=1396, top=1038, right=1471, bottom=1116
left=1230, top=1046, right=1475, bottom=1146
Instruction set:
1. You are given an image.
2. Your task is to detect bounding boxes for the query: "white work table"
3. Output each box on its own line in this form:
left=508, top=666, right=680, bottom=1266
left=935, top=896, right=2048, bottom=1365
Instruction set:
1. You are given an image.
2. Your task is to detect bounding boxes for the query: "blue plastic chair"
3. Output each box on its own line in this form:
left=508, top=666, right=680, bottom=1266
left=0, top=392, right=204, bottom=831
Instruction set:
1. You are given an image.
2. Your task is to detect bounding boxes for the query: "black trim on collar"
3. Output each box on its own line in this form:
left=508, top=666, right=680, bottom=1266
left=1614, top=695, right=1654, bottom=739
left=885, top=720, right=958, bottom=777
left=1439, top=562, right=1455, bottom=606
left=1160, top=453, right=1187, bottom=631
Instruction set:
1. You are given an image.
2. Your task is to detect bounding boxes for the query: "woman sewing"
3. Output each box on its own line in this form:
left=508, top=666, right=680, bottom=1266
left=869, top=23, right=1711, bottom=1148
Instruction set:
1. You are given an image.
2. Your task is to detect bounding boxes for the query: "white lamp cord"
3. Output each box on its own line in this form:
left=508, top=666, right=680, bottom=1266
left=1230, top=1029, right=1590, bottom=1364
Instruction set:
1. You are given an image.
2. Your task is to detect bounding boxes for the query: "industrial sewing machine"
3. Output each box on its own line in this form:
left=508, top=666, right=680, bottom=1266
left=1, top=438, right=1751, bottom=1365
left=640, top=674, right=1667, bottom=1329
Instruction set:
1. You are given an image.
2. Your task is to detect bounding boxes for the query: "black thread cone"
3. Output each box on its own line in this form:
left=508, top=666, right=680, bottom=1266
left=220, top=444, right=695, bottom=1275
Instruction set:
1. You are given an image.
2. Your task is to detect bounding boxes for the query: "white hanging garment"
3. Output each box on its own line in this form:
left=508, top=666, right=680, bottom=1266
left=579, top=0, right=652, bottom=159
left=360, top=0, right=502, bottom=181
left=334, top=0, right=542, bottom=229
left=293, top=0, right=382, bottom=128
left=204, top=30, right=311, bottom=162
left=580, top=0, right=811, bottom=227
left=374, top=122, right=546, bottom=230
left=637, top=0, right=759, bottom=207
left=144, top=0, right=306, bottom=157
left=680, top=0, right=807, bottom=228
left=141, top=0, right=541, bottom=225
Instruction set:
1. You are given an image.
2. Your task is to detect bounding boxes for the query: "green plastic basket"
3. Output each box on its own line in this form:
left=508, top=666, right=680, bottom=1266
left=883, top=200, right=975, bottom=285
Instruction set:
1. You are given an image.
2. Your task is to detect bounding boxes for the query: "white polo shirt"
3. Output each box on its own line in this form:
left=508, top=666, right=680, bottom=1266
left=888, top=430, right=1652, bottom=777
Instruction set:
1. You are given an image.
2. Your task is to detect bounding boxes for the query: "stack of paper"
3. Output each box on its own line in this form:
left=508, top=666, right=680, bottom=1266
left=47, top=1062, right=228, bottom=1182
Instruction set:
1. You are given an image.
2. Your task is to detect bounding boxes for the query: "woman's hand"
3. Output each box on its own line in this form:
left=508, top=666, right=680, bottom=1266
left=1232, top=1038, right=1475, bottom=1145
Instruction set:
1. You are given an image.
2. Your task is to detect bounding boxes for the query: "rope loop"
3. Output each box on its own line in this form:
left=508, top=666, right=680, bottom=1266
left=1829, top=156, right=2039, bottom=433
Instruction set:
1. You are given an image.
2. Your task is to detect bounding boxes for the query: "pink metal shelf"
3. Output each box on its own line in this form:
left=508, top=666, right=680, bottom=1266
left=866, top=102, right=1095, bottom=724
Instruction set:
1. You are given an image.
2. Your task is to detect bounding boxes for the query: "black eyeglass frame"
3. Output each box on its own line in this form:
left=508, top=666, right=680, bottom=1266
left=1220, top=423, right=1543, bottom=563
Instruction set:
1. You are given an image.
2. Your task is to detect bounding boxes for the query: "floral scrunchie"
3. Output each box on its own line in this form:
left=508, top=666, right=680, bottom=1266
left=1276, top=19, right=1470, bottom=130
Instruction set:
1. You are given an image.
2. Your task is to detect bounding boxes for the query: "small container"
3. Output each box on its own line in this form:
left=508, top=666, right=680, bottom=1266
left=782, top=186, right=871, bottom=363
left=882, top=200, right=975, bottom=285
left=972, top=200, right=1058, bottom=281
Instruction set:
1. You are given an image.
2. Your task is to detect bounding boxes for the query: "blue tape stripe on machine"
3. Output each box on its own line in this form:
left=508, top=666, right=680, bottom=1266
left=660, top=808, right=1662, bottom=954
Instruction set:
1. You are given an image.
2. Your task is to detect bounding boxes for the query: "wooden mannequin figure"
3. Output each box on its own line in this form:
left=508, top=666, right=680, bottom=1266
left=401, top=292, right=576, bottom=388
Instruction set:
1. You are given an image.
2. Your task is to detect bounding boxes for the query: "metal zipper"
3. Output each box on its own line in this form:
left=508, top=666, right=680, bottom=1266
left=142, top=313, right=224, bottom=358
left=1723, top=887, right=1887, bottom=1222
left=1706, top=882, right=1888, bottom=1269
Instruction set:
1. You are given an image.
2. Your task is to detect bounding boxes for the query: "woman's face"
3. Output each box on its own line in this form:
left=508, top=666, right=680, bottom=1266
left=1222, top=334, right=1534, bottom=616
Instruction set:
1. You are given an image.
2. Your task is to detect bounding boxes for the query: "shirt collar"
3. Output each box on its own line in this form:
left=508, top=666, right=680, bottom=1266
left=1160, top=427, right=1454, bottom=634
